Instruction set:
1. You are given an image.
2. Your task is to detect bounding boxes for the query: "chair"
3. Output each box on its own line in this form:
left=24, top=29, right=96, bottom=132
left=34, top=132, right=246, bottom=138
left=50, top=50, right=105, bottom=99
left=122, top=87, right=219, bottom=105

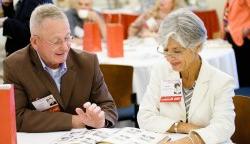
left=231, top=95, right=250, bottom=143
left=100, top=64, right=139, bottom=127
left=194, top=9, right=220, bottom=39
left=234, top=87, right=250, bottom=96
left=102, top=13, right=138, bottom=39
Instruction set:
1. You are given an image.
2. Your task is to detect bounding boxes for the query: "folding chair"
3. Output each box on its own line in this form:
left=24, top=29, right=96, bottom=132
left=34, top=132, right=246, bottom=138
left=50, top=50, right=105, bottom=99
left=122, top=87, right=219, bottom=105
left=100, top=64, right=139, bottom=127
left=231, top=95, right=250, bottom=143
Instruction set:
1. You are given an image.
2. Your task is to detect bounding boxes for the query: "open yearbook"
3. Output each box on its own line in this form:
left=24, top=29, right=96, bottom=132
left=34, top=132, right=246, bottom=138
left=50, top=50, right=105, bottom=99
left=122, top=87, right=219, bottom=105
left=51, top=127, right=171, bottom=144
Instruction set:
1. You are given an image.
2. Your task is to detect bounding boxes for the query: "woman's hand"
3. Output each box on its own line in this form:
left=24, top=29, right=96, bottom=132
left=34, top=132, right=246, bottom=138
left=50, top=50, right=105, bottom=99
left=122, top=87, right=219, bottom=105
left=138, top=29, right=157, bottom=38
left=168, top=122, right=202, bottom=134
left=165, top=132, right=205, bottom=144
left=243, top=28, right=250, bottom=37
left=178, top=122, right=201, bottom=134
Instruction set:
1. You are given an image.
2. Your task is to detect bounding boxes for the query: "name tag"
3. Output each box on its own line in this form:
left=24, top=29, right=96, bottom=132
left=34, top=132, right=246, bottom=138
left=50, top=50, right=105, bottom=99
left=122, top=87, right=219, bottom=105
left=160, top=79, right=182, bottom=102
left=32, top=94, right=60, bottom=112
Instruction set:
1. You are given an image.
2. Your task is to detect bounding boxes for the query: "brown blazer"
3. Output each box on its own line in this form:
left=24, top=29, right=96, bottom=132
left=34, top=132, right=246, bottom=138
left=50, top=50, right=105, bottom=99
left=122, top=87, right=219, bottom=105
left=3, top=45, right=118, bottom=132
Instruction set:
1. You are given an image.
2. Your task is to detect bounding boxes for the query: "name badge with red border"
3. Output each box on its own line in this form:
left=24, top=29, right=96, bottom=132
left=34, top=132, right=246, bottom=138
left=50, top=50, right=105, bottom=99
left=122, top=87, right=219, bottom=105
left=160, top=79, right=182, bottom=102
left=32, top=94, right=60, bottom=112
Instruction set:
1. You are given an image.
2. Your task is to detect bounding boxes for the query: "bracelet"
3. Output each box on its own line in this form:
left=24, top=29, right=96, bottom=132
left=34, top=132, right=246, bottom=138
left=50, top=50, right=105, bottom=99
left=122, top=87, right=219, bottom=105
left=174, top=122, right=178, bottom=133
left=187, top=135, right=195, bottom=144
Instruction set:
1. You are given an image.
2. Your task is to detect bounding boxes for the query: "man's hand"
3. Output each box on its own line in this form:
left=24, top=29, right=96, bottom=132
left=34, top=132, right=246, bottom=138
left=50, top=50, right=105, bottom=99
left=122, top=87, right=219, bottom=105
left=0, top=17, right=7, bottom=27
left=243, top=28, right=250, bottom=37
left=87, top=11, right=100, bottom=22
left=72, top=115, right=85, bottom=128
left=2, top=0, right=13, bottom=6
left=75, top=102, right=105, bottom=128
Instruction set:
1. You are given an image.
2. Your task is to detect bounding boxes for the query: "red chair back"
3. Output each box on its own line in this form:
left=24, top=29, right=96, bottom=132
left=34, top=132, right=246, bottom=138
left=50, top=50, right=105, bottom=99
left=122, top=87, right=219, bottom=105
left=194, top=10, right=220, bottom=39
left=103, top=13, right=138, bottom=39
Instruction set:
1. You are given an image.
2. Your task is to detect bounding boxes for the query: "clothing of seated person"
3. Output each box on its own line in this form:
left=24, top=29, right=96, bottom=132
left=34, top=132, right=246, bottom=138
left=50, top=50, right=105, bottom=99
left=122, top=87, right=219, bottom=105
left=140, top=0, right=157, bottom=12
left=128, top=0, right=185, bottom=38
left=223, top=0, right=250, bottom=87
left=0, top=0, right=53, bottom=56
left=65, top=0, right=106, bottom=45
left=3, top=4, right=117, bottom=132
left=137, top=9, right=235, bottom=144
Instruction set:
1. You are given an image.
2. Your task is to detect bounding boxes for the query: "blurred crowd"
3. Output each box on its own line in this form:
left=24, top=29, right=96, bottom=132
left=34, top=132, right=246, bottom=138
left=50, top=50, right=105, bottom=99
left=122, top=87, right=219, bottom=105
left=0, top=0, right=249, bottom=87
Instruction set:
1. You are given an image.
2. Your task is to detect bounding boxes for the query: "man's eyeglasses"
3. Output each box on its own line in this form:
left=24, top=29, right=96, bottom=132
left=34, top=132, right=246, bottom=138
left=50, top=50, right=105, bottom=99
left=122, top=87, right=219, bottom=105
left=157, top=46, right=187, bottom=57
left=35, top=34, right=74, bottom=47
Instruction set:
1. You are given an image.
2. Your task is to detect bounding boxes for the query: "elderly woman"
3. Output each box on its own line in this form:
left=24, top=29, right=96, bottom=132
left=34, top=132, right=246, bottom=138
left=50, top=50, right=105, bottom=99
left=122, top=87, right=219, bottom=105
left=128, top=0, right=186, bottom=38
left=137, top=9, right=235, bottom=144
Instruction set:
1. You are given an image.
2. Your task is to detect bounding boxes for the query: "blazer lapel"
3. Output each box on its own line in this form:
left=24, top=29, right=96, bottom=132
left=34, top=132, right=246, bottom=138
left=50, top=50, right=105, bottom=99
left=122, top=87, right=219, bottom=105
left=168, top=69, right=186, bottom=114
left=188, top=60, right=210, bottom=119
left=60, top=51, right=77, bottom=109
left=29, top=46, right=65, bottom=109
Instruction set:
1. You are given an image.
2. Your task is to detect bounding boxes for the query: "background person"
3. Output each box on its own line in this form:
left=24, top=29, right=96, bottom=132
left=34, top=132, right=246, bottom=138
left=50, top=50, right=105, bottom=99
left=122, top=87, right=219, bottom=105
left=128, top=0, right=185, bottom=38
left=0, top=0, right=53, bottom=56
left=65, top=0, right=106, bottom=44
left=223, top=0, right=250, bottom=87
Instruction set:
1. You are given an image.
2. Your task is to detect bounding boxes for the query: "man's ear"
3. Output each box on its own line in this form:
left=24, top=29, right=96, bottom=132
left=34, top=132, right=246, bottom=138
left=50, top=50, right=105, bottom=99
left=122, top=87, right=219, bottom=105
left=30, top=36, right=38, bottom=50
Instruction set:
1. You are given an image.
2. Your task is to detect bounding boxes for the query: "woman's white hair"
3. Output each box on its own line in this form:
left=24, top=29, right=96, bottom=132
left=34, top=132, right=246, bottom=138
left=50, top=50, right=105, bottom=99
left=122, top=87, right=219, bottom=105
left=157, top=8, right=207, bottom=49
left=30, top=4, right=68, bottom=35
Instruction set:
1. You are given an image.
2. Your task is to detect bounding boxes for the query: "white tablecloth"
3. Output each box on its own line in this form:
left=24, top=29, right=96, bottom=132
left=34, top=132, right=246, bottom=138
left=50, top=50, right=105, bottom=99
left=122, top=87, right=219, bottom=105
left=72, top=38, right=239, bottom=104
left=17, top=130, right=186, bottom=144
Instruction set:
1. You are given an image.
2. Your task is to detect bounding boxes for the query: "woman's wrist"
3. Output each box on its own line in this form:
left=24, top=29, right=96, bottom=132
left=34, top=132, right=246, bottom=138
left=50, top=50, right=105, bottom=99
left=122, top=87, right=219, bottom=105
left=175, top=122, right=189, bottom=134
left=174, top=122, right=179, bottom=133
left=189, top=131, right=205, bottom=144
left=175, top=122, right=201, bottom=134
left=187, top=135, right=195, bottom=144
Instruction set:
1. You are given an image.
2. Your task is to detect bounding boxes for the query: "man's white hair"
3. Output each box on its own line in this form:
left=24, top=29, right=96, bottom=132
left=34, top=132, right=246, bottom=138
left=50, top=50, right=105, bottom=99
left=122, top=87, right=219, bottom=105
left=30, top=4, right=69, bottom=35
left=157, top=8, right=207, bottom=49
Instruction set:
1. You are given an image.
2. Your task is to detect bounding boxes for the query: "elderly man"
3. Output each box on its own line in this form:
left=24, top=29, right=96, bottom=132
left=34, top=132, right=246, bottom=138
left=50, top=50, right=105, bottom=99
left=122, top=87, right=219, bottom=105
left=3, top=4, right=117, bottom=132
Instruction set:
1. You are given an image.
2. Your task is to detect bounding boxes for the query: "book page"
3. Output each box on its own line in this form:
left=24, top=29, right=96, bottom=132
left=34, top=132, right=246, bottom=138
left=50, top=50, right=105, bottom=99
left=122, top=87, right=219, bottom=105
left=50, top=128, right=117, bottom=144
left=97, top=127, right=170, bottom=144
left=51, top=127, right=170, bottom=144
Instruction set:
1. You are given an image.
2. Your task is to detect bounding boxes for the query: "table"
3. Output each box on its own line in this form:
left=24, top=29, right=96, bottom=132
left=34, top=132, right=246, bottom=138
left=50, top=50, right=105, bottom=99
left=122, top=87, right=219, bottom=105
left=72, top=38, right=239, bottom=104
left=200, top=39, right=239, bottom=88
left=17, top=129, right=186, bottom=144
left=17, top=131, right=66, bottom=144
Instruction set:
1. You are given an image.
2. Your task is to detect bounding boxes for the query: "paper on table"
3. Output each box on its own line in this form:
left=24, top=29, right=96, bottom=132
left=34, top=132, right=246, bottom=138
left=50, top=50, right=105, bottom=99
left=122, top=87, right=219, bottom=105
left=51, top=127, right=170, bottom=144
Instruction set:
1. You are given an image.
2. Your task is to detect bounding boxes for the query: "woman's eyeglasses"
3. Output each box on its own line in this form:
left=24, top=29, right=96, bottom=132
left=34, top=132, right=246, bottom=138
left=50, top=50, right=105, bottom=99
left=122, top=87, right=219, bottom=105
left=157, top=46, right=187, bottom=57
